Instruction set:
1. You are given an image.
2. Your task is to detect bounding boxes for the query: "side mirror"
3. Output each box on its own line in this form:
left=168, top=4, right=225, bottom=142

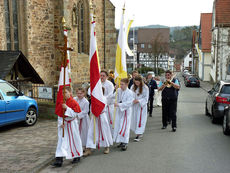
left=16, top=90, right=24, bottom=96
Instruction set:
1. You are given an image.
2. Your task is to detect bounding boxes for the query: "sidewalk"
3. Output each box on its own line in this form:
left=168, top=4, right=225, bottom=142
left=199, top=80, right=213, bottom=92
left=0, top=120, right=57, bottom=173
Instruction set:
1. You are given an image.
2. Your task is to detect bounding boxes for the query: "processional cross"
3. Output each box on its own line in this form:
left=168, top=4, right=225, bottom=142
left=56, top=17, right=73, bottom=137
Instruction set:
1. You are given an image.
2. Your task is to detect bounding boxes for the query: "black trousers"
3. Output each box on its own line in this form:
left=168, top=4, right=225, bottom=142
left=148, top=96, right=154, bottom=116
left=162, top=98, right=177, bottom=128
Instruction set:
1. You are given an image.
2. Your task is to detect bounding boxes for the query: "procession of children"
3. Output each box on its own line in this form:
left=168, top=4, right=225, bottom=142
left=52, top=70, right=153, bottom=167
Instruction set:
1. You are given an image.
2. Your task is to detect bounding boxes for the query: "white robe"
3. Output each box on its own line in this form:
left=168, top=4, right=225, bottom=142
left=131, top=85, right=149, bottom=135
left=102, top=80, right=115, bottom=134
left=55, top=107, right=83, bottom=159
left=108, top=88, right=134, bottom=144
left=154, top=81, right=162, bottom=106
left=73, top=97, right=90, bottom=147
left=86, top=107, right=113, bottom=149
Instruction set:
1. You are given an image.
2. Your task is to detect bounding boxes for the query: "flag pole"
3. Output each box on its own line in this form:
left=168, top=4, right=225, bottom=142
left=62, top=17, right=67, bottom=138
left=113, top=5, right=126, bottom=128
left=90, top=1, right=97, bottom=144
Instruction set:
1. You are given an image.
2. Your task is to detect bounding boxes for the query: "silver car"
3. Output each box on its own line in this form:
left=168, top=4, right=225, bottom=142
left=205, top=81, right=230, bottom=124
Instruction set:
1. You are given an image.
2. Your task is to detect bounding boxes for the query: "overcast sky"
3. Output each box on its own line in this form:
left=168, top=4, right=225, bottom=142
left=110, top=0, right=214, bottom=28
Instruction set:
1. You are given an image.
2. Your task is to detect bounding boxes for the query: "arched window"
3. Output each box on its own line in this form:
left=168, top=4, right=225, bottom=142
left=77, top=0, right=89, bottom=54
left=4, top=0, right=19, bottom=50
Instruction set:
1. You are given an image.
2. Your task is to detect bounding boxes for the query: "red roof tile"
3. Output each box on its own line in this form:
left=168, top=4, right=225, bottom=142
left=200, top=13, right=212, bottom=52
left=215, top=0, right=230, bottom=26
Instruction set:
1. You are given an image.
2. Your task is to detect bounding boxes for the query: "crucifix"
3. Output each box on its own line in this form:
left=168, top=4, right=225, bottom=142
left=57, top=17, right=73, bottom=137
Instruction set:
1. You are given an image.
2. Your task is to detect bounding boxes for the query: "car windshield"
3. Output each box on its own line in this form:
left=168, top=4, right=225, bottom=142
left=220, top=85, right=230, bottom=94
left=0, top=82, right=17, bottom=96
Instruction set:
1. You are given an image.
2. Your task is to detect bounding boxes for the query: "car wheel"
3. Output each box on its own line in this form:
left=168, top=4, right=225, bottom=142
left=223, top=114, right=230, bottom=135
left=205, top=102, right=209, bottom=116
left=211, top=107, right=218, bottom=124
left=25, top=107, right=37, bottom=126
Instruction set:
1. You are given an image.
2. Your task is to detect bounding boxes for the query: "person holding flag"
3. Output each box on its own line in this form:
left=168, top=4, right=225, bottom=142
left=52, top=18, right=83, bottom=167
left=108, top=78, right=134, bottom=151
left=83, top=17, right=113, bottom=157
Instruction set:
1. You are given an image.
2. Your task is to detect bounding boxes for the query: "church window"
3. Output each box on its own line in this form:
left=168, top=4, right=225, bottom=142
left=4, top=0, right=19, bottom=50
left=77, top=1, right=89, bottom=54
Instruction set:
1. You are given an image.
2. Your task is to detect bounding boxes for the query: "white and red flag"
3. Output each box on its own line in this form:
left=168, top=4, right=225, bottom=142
left=89, top=20, right=106, bottom=117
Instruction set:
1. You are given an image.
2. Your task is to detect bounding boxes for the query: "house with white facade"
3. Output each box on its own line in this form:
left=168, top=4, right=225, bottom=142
left=196, top=13, right=212, bottom=81
left=210, top=0, right=230, bottom=82
left=183, top=51, right=192, bottom=70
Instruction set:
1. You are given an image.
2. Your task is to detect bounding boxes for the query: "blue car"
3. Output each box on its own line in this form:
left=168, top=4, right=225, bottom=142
left=0, top=79, right=38, bottom=127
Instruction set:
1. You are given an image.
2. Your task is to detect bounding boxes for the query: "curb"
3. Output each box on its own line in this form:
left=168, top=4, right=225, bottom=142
left=200, top=85, right=209, bottom=92
left=30, top=155, right=55, bottom=173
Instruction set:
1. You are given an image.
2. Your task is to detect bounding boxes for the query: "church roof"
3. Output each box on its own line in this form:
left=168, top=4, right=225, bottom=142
left=0, top=51, right=44, bottom=84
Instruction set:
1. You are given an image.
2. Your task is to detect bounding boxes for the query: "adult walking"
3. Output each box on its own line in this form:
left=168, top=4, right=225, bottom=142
left=146, top=73, right=158, bottom=117
left=158, top=70, right=180, bottom=132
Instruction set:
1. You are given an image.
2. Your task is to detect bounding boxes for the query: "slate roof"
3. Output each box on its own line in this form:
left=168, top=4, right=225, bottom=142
left=0, top=51, right=44, bottom=84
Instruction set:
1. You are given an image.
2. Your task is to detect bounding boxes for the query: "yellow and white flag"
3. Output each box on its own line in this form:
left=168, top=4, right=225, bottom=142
left=114, top=9, right=127, bottom=83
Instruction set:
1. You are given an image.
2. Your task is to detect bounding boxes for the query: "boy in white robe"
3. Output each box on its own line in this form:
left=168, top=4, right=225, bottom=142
left=100, top=70, right=115, bottom=134
left=108, top=78, right=134, bottom=151
left=52, top=88, right=83, bottom=167
left=73, top=88, right=90, bottom=151
left=131, top=75, right=149, bottom=142
left=83, top=87, right=113, bottom=156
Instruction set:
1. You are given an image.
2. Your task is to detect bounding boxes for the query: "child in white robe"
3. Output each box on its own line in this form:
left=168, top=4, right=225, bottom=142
left=83, top=87, right=113, bottom=156
left=100, top=70, right=115, bottom=134
left=131, top=75, right=149, bottom=142
left=74, top=88, right=90, bottom=151
left=108, top=78, right=134, bottom=151
left=52, top=87, right=83, bottom=167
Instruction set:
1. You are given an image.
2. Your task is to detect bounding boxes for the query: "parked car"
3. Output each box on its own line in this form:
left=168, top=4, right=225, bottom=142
left=223, top=105, right=230, bottom=135
left=184, top=76, right=200, bottom=87
left=205, top=81, right=230, bottom=123
left=0, top=79, right=38, bottom=127
left=182, top=70, right=189, bottom=77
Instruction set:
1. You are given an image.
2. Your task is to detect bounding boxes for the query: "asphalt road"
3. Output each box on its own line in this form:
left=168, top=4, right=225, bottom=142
left=41, top=77, right=230, bottom=173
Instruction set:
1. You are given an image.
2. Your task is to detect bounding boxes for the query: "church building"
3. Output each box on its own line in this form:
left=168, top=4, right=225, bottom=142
left=0, top=0, right=117, bottom=88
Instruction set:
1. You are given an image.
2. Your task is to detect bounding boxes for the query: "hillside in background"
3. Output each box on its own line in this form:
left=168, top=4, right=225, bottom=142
left=133, top=25, right=198, bottom=59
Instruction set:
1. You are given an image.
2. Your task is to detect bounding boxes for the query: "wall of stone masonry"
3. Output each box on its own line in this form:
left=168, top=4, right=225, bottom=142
left=0, top=0, right=116, bottom=88
left=0, top=0, right=6, bottom=50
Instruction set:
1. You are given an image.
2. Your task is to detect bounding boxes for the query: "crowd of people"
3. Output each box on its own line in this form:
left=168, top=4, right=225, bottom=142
left=52, top=69, right=180, bottom=167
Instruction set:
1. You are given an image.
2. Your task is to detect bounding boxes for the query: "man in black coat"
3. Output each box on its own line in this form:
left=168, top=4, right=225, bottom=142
left=128, top=70, right=139, bottom=89
left=146, top=73, right=158, bottom=117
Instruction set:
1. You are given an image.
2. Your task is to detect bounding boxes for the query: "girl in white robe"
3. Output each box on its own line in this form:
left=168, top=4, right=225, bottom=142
left=131, top=75, right=149, bottom=142
left=108, top=78, right=134, bottom=151
left=52, top=88, right=83, bottom=167
left=74, top=88, right=90, bottom=150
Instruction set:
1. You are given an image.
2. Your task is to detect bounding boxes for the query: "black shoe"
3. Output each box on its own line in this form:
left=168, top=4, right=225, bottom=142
left=121, top=143, right=128, bottom=151
left=51, top=157, right=63, bottom=167
left=134, top=135, right=141, bottom=142
left=72, top=157, right=80, bottom=164
left=172, top=127, right=176, bottom=132
left=161, top=126, right=167, bottom=129
left=149, top=114, right=152, bottom=117
left=117, top=143, right=123, bottom=148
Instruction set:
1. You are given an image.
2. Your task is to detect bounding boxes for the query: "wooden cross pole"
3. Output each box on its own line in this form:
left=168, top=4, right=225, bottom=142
left=57, top=17, right=73, bottom=137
